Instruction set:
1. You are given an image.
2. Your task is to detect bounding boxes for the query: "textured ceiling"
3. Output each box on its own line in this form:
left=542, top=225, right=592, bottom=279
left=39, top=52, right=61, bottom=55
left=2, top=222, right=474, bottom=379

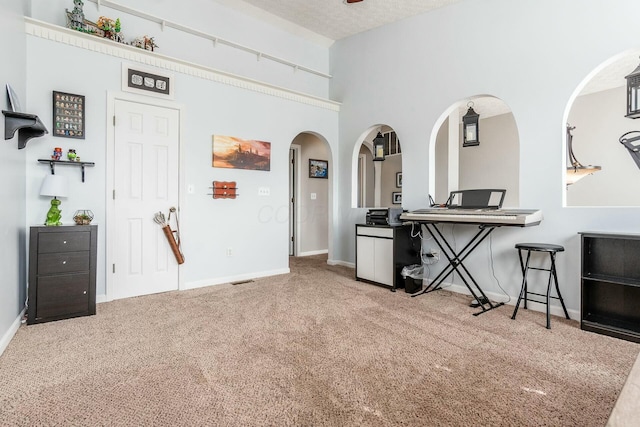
left=218, top=0, right=463, bottom=42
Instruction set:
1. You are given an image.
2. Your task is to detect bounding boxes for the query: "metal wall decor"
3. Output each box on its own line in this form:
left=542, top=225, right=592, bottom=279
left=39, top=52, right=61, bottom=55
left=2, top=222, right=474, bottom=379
left=53, top=91, right=85, bottom=139
left=121, top=64, right=174, bottom=99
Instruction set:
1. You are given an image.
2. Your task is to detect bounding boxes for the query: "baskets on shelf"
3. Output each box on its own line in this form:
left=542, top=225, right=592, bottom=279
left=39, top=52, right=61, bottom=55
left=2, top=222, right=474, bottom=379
left=73, top=210, right=94, bottom=225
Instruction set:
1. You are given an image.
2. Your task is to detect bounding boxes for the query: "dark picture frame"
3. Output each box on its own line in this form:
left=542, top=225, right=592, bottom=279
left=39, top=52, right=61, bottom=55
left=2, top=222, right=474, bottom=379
left=396, top=172, right=402, bottom=188
left=392, top=192, right=402, bottom=204
left=53, top=91, right=85, bottom=139
left=309, top=159, right=328, bottom=179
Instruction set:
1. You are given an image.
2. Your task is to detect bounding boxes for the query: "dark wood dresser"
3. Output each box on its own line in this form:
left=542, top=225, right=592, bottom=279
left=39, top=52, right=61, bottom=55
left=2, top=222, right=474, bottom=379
left=28, top=225, right=97, bottom=325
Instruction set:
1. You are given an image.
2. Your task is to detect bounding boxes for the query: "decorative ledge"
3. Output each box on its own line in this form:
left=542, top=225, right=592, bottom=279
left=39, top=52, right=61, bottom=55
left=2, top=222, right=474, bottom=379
left=3, top=110, right=48, bottom=149
left=24, top=18, right=341, bottom=112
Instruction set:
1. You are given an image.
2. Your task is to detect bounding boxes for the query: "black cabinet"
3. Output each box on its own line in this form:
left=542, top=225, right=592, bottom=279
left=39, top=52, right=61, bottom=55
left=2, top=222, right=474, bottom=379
left=580, top=232, right=640, bottom=343
left=28, top=225, right=97, bottom=325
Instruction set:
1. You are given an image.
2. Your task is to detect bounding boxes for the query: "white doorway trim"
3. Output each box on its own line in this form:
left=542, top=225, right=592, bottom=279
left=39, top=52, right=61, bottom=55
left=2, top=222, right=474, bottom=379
left=105, top=91, right=187, bottom=302
left=290, top=143, right=302, bottom=257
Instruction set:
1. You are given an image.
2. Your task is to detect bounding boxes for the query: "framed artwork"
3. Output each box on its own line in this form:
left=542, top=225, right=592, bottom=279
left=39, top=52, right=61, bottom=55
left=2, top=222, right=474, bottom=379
left=309, top=159, right=328, bottom=179
left=212, top=135, right=271, bottom=171
left=396, top=172, right=402, bottom=188
left=392, top=192, right=402, bottom=204
left=53, top=91, right=85, bottom=139
left=122, top=63, right=174, bottom=99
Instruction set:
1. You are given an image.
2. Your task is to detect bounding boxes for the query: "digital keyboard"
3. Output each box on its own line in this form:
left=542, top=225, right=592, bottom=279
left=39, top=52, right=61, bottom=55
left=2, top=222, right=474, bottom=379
left=400, top=208, right=543, bottom=226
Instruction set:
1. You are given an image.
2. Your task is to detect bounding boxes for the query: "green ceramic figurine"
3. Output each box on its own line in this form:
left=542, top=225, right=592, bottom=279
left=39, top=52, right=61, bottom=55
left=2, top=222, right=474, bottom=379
left=45, top=199, right=63, bottom=226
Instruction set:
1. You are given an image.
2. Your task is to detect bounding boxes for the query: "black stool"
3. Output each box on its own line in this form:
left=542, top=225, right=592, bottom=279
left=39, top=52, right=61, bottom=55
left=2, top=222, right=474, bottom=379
left=511, top=243, right=570, bottom=329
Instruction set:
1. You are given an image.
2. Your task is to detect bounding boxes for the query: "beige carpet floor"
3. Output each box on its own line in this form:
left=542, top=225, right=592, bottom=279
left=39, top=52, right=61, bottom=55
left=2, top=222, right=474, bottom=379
left=1, top=255, right=638, bottom=426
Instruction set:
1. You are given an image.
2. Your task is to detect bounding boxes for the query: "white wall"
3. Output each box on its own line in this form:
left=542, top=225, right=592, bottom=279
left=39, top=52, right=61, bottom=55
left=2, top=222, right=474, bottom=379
left=330, top=0, right=640, bottom=313
left=29, top=0, right=329, bottom=98
left=24, top=3, right=337, bottom=297
left=0, top=0, right=28, bottom=354
left=567, top=86, right=640, bottom=206
left=459, top=113, right=520, bottom=208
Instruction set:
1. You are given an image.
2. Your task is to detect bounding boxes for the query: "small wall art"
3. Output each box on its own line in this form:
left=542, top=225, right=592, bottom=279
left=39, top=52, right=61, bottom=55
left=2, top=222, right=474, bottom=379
left=396, top=172, right=402, bottom=188
left=53, top=91, right=85, bottom=139
left=212, top=135, right=271, bottom=171
left=392, top=192, right=402, bottom=204
left=122, top=64, right=174, bottom=99
left=309, top=159, right=328, bottom=179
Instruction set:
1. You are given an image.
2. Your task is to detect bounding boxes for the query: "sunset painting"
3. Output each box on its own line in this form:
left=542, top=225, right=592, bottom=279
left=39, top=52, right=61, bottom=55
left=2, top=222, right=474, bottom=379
left=212, top=135, right=271, bottom=171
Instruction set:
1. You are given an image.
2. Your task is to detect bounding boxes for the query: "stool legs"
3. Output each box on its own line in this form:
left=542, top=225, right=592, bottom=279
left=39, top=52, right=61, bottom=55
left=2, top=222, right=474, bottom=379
left=550, top=252, right=570, bottom=321
left=511, top=249, right=569, bottom=329
left=511, top=249, right=531, bottom=320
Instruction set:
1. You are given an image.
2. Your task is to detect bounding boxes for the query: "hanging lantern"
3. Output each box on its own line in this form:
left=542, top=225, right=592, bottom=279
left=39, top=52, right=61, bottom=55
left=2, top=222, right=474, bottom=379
left=462, top=102, right=480, bottom=147
left=625, top=58, right=640, bottom=119
left=372, top=131, right=385, bottom=161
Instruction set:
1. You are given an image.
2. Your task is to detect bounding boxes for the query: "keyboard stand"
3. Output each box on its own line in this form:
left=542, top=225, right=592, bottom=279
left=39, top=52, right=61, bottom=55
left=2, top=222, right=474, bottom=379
left=412, top=223, right=505, bottom=316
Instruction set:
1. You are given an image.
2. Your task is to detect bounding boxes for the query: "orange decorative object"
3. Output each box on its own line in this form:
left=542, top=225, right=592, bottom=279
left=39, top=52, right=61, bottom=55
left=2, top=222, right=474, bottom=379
left=212, top=181, right=238, bottom=199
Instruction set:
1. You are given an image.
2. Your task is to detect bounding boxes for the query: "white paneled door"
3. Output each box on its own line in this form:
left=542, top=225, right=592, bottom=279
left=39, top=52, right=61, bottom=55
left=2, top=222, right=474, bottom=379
left=112, top=100, right=180, bottom=299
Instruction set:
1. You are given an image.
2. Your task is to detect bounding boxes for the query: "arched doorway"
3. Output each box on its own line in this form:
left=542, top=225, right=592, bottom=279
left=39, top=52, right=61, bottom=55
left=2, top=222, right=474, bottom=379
left=289, top=132, right=331, bottom=257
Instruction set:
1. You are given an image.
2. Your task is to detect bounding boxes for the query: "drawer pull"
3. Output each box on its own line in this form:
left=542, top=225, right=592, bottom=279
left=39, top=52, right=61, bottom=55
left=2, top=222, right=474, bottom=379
left=62, top=261, right=67, bottom=265
left=63, top=241, right=67, bottom=244
left=83, top=291, right=87, bottom=295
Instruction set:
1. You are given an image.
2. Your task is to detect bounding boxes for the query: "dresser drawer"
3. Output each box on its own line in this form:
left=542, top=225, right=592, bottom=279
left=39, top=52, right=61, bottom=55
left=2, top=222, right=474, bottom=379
left=35, top=273, right=90, bottom=320
left=38, top=251, right=90, bottom=275
left=38, top=231, right=91, bottom=254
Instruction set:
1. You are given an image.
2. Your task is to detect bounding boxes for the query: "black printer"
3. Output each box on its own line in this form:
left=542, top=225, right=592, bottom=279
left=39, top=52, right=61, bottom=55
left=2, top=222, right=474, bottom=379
left=366, top=208, right=404, bottom=226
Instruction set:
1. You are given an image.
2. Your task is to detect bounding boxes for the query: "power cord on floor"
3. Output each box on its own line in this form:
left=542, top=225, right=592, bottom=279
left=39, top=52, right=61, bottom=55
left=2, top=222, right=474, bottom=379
left=489, top=233, right=511, bottom=304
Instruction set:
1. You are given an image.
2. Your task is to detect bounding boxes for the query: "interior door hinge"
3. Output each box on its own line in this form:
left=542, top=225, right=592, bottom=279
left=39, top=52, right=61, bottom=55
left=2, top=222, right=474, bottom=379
left=112, top=264, right=115, bottom=273
left=112, top=189, right=116, bottom=200
left=113, top=115, right=116, bottom=126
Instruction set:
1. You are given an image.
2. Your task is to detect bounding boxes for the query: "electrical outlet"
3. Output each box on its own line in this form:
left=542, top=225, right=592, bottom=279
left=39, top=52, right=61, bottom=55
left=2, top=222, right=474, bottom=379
left=226, top=247, right=233, bottom=257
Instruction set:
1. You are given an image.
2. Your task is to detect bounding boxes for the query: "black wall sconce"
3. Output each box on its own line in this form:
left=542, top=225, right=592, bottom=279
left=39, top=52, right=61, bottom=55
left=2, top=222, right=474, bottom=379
left=625, top=58, right=640, bottom=119
left=462, top=102, right=480, bottom=147
left=372, top=131, right=385, bottom=161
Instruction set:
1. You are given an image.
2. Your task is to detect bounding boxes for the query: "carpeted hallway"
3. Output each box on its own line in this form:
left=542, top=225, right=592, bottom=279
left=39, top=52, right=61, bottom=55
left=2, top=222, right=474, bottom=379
left=1, top=255, right=638, bottom=426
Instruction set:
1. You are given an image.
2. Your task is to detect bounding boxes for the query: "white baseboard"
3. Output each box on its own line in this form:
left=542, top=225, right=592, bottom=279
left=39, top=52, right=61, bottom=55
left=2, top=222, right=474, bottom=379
left=327, top=259, right=355, bottom=268
left=184, top=268, right=290, bottom=290
left=96, top=294, right=108, bottom=304
left=297, top=249, right=328, bottom=257
left=441, top=282, right=579, bottom=320
left=0, top=308, right=26, bottom=357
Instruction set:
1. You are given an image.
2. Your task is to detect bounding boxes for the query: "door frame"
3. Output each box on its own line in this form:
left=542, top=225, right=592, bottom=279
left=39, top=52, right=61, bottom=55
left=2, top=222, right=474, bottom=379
left=289, top=144, right=301, bottom=256
left=105, top=91, right=186, bottom=302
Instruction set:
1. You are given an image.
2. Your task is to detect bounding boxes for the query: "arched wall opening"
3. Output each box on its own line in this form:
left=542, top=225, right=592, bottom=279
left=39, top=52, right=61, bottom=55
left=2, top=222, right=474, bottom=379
left=563, top=49, right=640, bottom=207
left=429, top=96, right=521, bottom=208
left=289, top=131, right=332, bottom=258
left=351, top=124, right=403, bottom=208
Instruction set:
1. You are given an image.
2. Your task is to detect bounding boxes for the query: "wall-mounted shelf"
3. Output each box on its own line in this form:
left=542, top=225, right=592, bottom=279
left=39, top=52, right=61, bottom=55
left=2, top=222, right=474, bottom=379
left=3, top=110, right=48, bottom=149
left=38, top=159, right=95, bottom=182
